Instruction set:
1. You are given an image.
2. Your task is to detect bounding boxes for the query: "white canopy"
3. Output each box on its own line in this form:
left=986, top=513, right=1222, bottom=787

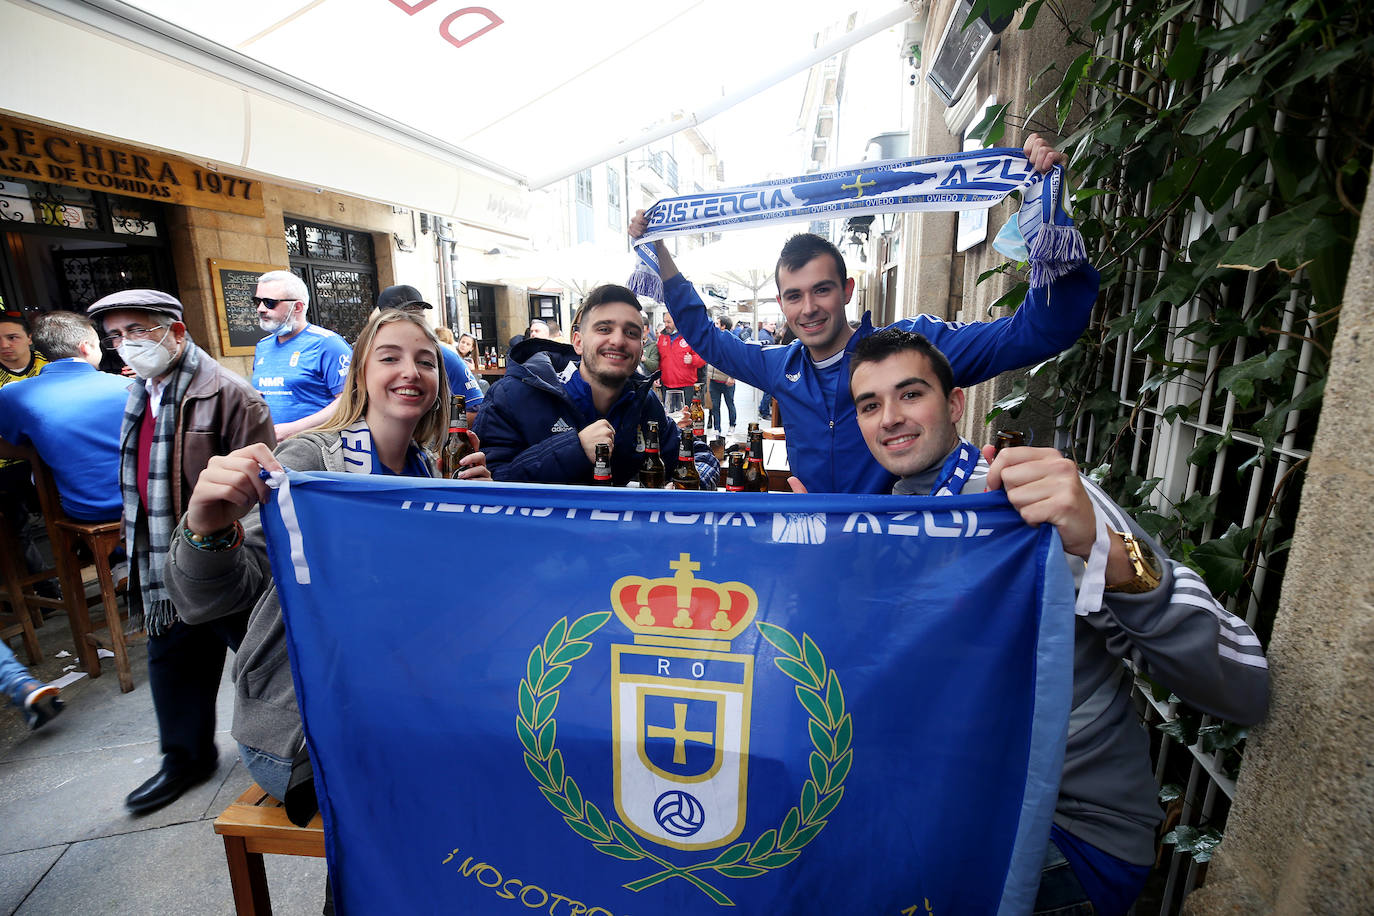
left=1, top=0, right=912, bottom=221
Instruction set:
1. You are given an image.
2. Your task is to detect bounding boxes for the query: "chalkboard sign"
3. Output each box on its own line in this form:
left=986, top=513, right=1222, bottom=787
left=210, top=259, right=278, bottom=356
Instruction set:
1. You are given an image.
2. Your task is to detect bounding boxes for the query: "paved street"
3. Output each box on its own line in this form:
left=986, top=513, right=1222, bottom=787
left=1, top=609, right=326, bottom=916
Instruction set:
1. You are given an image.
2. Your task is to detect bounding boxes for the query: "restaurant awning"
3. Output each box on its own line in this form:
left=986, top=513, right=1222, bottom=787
left=1, top=0, right=912, bottom=220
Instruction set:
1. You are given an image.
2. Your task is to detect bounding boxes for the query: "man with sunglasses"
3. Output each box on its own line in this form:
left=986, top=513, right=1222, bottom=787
left=87, top=289, right=276, bottom=815
left=250, top=270, right=351, bottom=440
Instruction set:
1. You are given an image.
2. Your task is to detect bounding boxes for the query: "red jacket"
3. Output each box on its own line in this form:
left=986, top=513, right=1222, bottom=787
left=656, top=331, right=705, bottom=388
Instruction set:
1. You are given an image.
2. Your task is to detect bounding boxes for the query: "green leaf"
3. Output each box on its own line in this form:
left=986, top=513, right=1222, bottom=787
left=776, top=657, right=821, bottom=689
left=1165, top=20, right=1202, bottom=80
left=537, top=665, right=572, bottom=695
left=516, top=717, right=539, bottom=758
left=801, top=634, right=825, bottom=682
left=1057, top=51, right=1093, bottom=128
left=1216, top=199, right=1341, bottom=273
left=548, top=749, right=565, bottom=787
left=801, top=780, right=819, bottom=820
left=547, top=640, right=592, bottom=666
left=518, top=681, right=535, bottom=724
left=595, top=843, right=643, bottom=861
left=564, top=774, right=584, bottom=814
left=827, top=750, right=853, bottom=791
left=525, top=753, right=554, bottom=789
left=715, top=864, right=768, bottom=879
left=808, top=752, right=827, bottom=788
left=1199, top=722, right=1250, bottom=753
left=1178, top=491, right=1219, bottom=529
left=1156, top=719, right=1194, bottom=744
left=1216, top=350, right=1296, bottom=407
left=540, top=787, right=577, bottom=818
left=537, top=720, right=556, bottom=758
left=756, top=621, right=801, bottom=660
left=1018, top=0, right=1045, bottom=30
left=1189, top=523, right=1251, bottom=595
left=567, top=611, right=611, bottom=641
left=796, top=687, right=833, bottom=728
left=779, top=806, right=801, bottom=846
left=785, top=822, right=827, bottom=851
left=824, top=674, right=845, bottom=726
left=585, top=801, right=610, bottom=838
left=1274, top=43, right=1361, bottom=91
left=967, top=100, right=1012, bottom=147
left=526, top=645, right=544, bottom=692
left=1187, top=433, right=1225, bottom=466
left=610, top=821, right=647, bottom=855
left=542, top=617, right=568, bottom=661
left=566, top=817, right=608, bottom=843
left=989, top=280, right=1030, bottom=312
left=812, top=787, right=845, bottom=822
left=749, top=829, right=778, bottom=858
left=753, top=850, right=801, bottom=869
left=1183, top=73, right=1262, bottom=137
left=534, top=690, right=559, bottom=728
left=1159, top=783, right=1183, bottom=803
left=1253, top=378, right=1324, bottom=453
left=833, top=714, right=853, bottom=755
left=808, top=719, right=836, bottom=758
left=711, top=842, right=751, bottom=867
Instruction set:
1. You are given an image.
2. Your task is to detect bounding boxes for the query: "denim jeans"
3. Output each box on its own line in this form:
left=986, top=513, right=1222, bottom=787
left=709, top=379, right=737, bottom=432
left=239, top=742, right=293, bottom=801
left=0, top=639, right=36, bottom=706
left=1034, top=838, right=1095, bottom=915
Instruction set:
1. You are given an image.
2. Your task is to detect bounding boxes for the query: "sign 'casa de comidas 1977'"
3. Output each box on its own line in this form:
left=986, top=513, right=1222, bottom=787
left=263, top=472, right=1075, bottom=916
left=0, top=114, right=264, bottom=218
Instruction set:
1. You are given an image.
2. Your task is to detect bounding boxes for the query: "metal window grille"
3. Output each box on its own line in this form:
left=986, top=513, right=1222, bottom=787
left=607, top=165, right=621, bottom=230
left=1060, top=5, right=1317, bottom=912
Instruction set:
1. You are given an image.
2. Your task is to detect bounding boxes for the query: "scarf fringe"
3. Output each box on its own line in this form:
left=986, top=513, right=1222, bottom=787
left=628, top=259, right=665, bottom=302
left=144, top=599, right=176, bottom=638
left=1028, top=224, right=1086, bottom=289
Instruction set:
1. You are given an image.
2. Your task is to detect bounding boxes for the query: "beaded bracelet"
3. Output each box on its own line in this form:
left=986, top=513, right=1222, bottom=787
left=182, top=520, right=245, bottom=552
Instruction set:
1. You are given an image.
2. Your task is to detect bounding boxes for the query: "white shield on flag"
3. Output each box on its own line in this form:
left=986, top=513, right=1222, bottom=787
left=612, top=643, right=753, bottom=851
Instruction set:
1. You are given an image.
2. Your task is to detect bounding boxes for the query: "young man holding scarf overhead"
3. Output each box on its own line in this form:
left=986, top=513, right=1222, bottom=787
left=629, top=134, right=1099, bottom=494
left=87, top=289, right=276, bottom=815
left=843, top=327, right=1269, bottom=914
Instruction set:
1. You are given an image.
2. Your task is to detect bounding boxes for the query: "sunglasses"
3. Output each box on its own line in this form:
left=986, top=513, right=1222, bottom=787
left=252, top=297, right=298, bottom=308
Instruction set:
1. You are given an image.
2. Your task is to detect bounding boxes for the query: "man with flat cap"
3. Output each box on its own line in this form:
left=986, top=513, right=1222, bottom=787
left=374, top=284, right=485, bottom=417
left=87, top=289, right=275, bottom=814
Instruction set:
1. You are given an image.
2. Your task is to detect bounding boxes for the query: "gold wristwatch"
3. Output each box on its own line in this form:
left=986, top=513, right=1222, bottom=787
left=1106, top=529, right=1162, bottom=594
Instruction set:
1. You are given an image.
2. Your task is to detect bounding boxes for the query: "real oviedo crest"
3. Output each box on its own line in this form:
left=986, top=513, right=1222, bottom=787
left=516, top=553, right=853, bottom=905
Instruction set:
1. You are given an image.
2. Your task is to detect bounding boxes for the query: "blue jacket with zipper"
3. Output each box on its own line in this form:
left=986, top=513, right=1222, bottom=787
left=661, top=264, right=1100, bottom=493
left=473, top=339, right=715, bottom=487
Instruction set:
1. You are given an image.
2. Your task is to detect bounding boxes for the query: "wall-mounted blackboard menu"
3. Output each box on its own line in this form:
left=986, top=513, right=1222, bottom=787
left=210, top=259, right=278, bottom=356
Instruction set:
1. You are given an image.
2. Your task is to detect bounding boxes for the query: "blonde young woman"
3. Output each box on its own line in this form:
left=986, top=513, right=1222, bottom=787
left=167, top=309, right=489, bottom=798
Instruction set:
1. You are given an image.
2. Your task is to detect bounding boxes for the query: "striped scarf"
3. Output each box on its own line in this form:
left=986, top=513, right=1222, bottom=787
left=629, top=148, right=1083, bottom=299
left=119, top=339, right=200, bottom=636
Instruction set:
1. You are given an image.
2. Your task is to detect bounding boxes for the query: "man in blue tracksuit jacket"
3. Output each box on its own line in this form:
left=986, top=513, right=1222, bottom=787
left=628, top=134, right=1099, bottom=494
left=473, top=284, right=718, bottom=487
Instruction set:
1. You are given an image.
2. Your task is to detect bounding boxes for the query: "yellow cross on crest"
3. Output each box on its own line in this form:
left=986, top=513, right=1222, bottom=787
left=842, top=173, right=876, bottom=199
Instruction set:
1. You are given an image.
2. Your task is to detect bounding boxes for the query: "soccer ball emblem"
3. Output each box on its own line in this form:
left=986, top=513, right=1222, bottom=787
left=653, top=790, right=706, bottom=837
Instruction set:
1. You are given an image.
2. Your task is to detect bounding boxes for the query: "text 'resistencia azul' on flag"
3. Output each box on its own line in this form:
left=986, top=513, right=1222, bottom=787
left=629, top=148, right=1084, bottom=298
left=261, top=472, right=1076, bottom=915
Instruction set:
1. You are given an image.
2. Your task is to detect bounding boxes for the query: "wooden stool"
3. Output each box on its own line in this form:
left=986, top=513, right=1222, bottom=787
left=27, top=452, right=135, bottom=692
left=0, top=521, right=43, bottom=665
left=214, top=783, right=325, bottom=915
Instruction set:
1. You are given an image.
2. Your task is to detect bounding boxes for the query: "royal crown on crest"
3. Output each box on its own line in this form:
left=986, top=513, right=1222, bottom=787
left=611, top=554, right=758, bottom=641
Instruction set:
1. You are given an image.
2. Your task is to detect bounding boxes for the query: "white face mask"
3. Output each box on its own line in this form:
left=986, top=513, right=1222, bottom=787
left=118, top=338, right=176, bottom=379
left=259, top=312, right=293, bottom=336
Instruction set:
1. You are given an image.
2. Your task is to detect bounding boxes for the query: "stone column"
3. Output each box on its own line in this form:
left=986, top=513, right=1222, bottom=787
left=1183, top=174, right=1374, bottom=914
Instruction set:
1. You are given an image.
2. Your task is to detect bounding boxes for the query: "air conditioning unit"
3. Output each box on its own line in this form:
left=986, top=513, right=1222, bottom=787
left=925, top=0, right=1011, bottom=107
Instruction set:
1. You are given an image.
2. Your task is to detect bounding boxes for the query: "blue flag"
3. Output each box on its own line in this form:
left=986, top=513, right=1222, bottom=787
left=262, top=472, right=1075, bottom=915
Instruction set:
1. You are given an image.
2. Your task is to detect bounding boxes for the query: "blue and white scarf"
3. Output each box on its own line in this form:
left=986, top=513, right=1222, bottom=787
left=630, top=148, right=1083, bottom=298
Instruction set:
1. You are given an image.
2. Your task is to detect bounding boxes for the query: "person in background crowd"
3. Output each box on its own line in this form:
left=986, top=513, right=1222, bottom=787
left=251, top=270, right=351, bottom=441
left=629, top=133, right=1099, bottom=494
left=434, top=327, right=457, bottom=350
left=527, top=320, right=551, bottom=340
left=168, top=308, right=490, bottom=801
left=0, top=640, right=63, bottom=730
left=0, top=313, right=128, bottom=523
left=546, top=322, right=565, bottom=343
left=655, top=309, right=705, bottom=408
left=373, top=285, right=483, bottom=424
left=754, top=318, right=777, bottom=421
left=707, top=316, right=738, bottom=436
left=0, top=309, right=56, bottom=598
left=475, top=284, right=717, bottom=487
left=87, top=289, right=276, bottom=815
left=842, top=328, right=1269, bottom=916
left=638, top=317, right=660, bottom=377
left=457, top=332, right=479, bottom=370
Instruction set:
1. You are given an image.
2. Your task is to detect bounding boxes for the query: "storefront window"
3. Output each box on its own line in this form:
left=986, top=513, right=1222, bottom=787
left=284, top=216, right=378, bottom=343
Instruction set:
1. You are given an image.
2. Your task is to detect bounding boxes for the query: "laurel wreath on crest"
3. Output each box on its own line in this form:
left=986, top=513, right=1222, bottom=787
left=517, top=612, right=852, bottom=906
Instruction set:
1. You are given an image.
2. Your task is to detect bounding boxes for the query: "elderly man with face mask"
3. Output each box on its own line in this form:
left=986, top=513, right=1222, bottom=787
left=87, top=289, right=276, bottom=815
